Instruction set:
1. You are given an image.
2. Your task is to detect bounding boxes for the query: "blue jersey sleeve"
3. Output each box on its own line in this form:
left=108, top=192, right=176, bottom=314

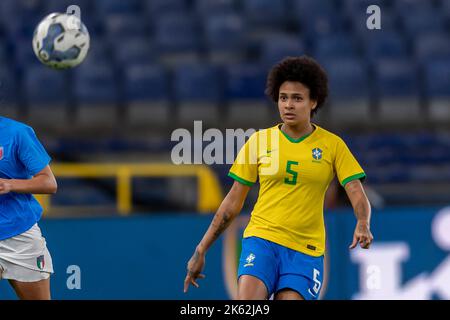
left=16, top=126, right=51, bottom=176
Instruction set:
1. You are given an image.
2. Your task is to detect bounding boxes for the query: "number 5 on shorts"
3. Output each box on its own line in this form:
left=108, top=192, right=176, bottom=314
left=312, top=268, right=321, bottom=295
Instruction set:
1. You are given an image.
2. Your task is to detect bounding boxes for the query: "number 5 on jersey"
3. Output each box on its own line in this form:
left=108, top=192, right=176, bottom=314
left=285, top=160, right=298, bottom=185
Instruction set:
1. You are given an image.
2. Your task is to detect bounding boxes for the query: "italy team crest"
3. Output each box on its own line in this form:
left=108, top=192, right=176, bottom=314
left=37, top=255, right=45, bottom=270
left=0, top=146, right=3, bottom=160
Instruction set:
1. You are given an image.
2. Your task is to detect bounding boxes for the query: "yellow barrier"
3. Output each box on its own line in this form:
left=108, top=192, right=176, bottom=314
left=35, top=163, right=223, bottom=215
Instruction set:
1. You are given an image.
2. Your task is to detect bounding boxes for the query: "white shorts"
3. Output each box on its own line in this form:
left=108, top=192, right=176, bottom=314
left=0, top=223, right=53, bottom=282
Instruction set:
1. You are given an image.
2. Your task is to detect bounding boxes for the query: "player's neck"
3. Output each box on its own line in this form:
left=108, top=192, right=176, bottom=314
left=281, top=122, right=314, bottom=140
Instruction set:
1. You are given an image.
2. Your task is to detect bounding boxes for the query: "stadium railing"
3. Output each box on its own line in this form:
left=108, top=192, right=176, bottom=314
left=35, top=163, right=223, bottom=215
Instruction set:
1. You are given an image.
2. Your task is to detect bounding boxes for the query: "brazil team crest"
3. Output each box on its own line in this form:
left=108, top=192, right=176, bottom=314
left=244, top=253, right=255, bottom=267
left=312, top=148, right=323, bottom=160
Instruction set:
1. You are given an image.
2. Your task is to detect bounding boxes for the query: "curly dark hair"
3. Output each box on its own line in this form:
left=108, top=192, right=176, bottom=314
left=265, top=56, right=329, bottom=117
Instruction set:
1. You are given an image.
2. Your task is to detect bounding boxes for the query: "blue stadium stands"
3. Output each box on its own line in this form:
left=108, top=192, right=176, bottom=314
left=13, top=37, right=41, bottom=70
left=401, top=11, right=447, bottom=38
left=195, top=0, right=236, bottom=16
left=314, top=33, right=359, bottom=61
left=0, top=43, right=7, bottom=64
left=103, top=14, right=149, bottom=39
left=0, top=0, right=448, bottom=208
left=374, top=59, right=421, bottom=123
left=323, top=58, right=371, bottom=124
left=393, top=0, right=436, bottom=15
left=415, top=33, right=450, bottom=63
left=292, top=0, right=345, bottom=41
left=203, top=13, right=245, bottom=63
left=259, top=34, right=305, bottom=67
left=224, top=63, right=271, bottom=127
left=24, top=64, right=70, bottom=127
left=52, top=178, right=115, bottom=207
left=0, top=66, right=19, bottom=119
left=0, top=0, right=447, bottom=132
left=74, top=63, right=119, bottom=127
left=342, top=0, right=387, bottom=16
left=112, top=37, right=155, bottom=66
left=363, top=31, right=409, bottom=63
left=423, top=59, right=450, bottom=122
left=292, top=0, right=335, bottom=20
left=94, top=0, right=142, bottom=16
left=242, top=0, right=287, bottom=32
left=153, top=13, right=200, bottom=63
left=84, top=35, right=110, bottom=59
left=143, top=0, right=188, bottom=17
left=123, top=63, right=170, bottom=127
left=173, top=63, right=222, bottom=127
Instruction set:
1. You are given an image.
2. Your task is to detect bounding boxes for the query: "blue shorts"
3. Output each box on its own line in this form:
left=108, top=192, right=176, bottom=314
left=237, top=236, right=324, bottom=300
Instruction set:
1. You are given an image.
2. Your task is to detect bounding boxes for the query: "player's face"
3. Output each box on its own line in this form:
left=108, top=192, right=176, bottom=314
left=278, top=81, right=317, bottom=126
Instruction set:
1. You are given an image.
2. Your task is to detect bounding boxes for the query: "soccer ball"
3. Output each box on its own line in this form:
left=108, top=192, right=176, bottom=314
left=32, top=13, right=90, bottom=69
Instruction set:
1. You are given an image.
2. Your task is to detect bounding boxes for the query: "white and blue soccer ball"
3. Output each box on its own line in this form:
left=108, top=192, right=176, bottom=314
left=32, top=13, right=90, bottom=69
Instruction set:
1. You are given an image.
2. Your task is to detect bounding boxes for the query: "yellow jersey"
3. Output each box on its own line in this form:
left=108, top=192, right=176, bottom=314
left=228, top=124, right=365, bottom=257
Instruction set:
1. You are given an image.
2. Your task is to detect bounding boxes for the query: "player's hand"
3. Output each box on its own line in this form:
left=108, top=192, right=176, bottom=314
left=349, top=220, right=373, bottom=249
left=0, top=179, right=13, bottom=195
left=183, top=249, right=206, bottom=293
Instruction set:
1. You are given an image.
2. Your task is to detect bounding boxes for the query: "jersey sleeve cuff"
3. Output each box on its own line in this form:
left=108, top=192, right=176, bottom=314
left=341, top=172, right=366, bottom=187
left=228, top=172, right=255, bottom=187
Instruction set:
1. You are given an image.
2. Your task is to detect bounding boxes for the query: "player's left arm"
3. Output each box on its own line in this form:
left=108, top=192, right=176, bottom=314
left=345, top=179, right=373, bottom=250
left=0, top=165, right=57, bottom=195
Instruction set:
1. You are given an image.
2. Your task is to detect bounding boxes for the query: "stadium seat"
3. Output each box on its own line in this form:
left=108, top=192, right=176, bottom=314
left=13, top=37, right=41, bottom=70
left=323, top=58, right=371, bottom=124
left=94, top=0, right=141, bottom=16
left=291, top=0, right=345, bottom=40
left=195, top=0, right=235, bottom=16
left=103, top=14, right=149, bottom=39
left=113, top=37, right=156, bottom=67
left=143, top=0, right=188, bottom=18
left=224, top=63, right=272, bottom=128
left=259, top=34, right=305, bottom=67
left=291, top=0, right=335, bottom=21
left=393, top=0, right=435, bottom=15
left=52, top=178, right=115, bottom=207
left=374, top=59, right=421, bottom=123
left=73, top=63, right=119, bottom=128
left=79, top=37, right=113, bottom=66
left=24, top=65, right=70, bottom=128
left=0, top=43, right=7, bottom=64
left=203, top=13, right=245, bottom=63
left=401, top=11, right=446, bottom=38
left=314, top=33, right=359, bottom=61
left=2, top=12, right=42, bottom=41
left=415, top=33, right=450, bottom=64
left=44, top=0, right=93, bottom=15
left=363, top=31, right=409, bottom=63
left=0, top=0, right=43, bottom=27
left=242, top=0, right=288, bottom=33
left=441, top=0, right=450, bottom=14
left=342, top=0, right=387, bottom=15
left=123, top=63, right=170, bottom=128
left=0, top=66, right=20, bottom=119
left=0, top=0, right=16, bottom=19
left=173, top=63, right=222, bottom=127
left=153, top=13, right=200, bottom=64
left=423, top=59, right=450, bottom=122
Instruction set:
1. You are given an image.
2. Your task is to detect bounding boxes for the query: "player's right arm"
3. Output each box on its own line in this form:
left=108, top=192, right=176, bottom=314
left=183, top=180, right=251, bottom=293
